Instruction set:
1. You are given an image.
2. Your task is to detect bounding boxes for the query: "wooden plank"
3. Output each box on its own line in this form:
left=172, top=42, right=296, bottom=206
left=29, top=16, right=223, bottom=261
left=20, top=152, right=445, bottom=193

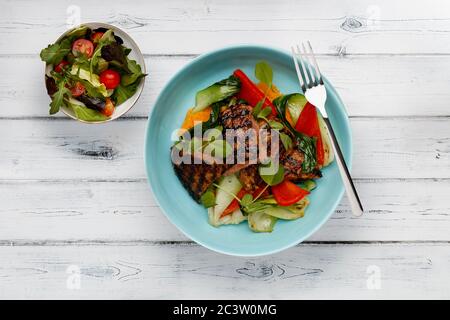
left=2, top=0, right=450, bottom=55
left=3, top=55, right=450, bottom=118
left=0, top=179, right=449, bottom=242
left=0, top=118, right=449, bottom=180
left=0, top=243, right=448, bottom=299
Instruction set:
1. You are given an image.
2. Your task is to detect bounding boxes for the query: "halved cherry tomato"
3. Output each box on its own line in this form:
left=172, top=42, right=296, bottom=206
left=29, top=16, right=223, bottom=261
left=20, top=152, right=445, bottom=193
left=99, top=69, right=121, bottom=89
left=72, top=39, right=94, bottom=58
left=220, top=185, right=270, bottom=218
left=271, top=180, right=309, bottom=207
left=70, top=81, right=85, bottom=97
left=102, top=98, right=115, bottom=117
left=91, top=32, right=104, bottom=43
left=295, top=102, right=325, bottom=166
left=54, top=60, right=69, bottom=73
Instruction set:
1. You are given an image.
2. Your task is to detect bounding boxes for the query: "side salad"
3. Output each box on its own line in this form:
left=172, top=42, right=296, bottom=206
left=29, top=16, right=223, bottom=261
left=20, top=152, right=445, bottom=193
left=171, top=61, right=334, bottom=232
left=40, top=25, right=146, bottom=121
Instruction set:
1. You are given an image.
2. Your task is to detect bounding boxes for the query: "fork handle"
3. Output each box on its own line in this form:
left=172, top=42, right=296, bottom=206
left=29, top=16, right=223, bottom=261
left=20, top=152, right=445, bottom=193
left=323, top=118, right=364, bottom=217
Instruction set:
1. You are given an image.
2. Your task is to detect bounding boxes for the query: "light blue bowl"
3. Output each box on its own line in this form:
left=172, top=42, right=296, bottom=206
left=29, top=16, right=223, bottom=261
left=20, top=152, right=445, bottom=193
left=145, top=45, right=352, bottom=256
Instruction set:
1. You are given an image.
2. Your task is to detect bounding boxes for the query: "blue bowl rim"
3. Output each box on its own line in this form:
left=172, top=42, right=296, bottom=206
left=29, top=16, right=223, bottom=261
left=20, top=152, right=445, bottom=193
left=144, top=44, right=353, bottom=257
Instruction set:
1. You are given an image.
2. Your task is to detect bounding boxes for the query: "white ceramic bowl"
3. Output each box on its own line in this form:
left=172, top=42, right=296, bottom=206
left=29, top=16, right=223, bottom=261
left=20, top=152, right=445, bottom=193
left=44, top=22, right=146, bottom=123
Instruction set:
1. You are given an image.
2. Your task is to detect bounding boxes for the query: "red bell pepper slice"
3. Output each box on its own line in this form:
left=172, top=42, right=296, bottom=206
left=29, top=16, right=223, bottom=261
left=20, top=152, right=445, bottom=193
left=233, top=69, right=276, bottom=115
left=294, top=102, right=325, bottom=166
left=220, top=185, right=270, bottom=218
left=220, top=189, right=247, bottom=218
left=271, top=180, right=309, bottom=207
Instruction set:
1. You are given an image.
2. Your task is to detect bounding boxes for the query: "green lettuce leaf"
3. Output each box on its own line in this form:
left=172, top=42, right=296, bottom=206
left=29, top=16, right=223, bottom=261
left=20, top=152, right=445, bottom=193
left=40, top=38, right=71, bottom=65
left=49, top=80, right=71, bottom=114
left=112, top=82, right=139, bottom=106
left=67, top=101, right=109, bottom=122
left=121, top=58, right=145, bottom=86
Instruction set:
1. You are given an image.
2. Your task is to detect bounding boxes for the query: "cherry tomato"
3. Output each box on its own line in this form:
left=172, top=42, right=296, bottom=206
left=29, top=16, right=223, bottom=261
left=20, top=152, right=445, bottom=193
left=271, top=180, right=309, bottom=206
left=70, top=81, right=85, bottom=97
left=102, top=98, right=115, bottom=117
left=54, top=60, right=69, bottom=73
left=99, top=69, right=121, bottom=89
left=72, top=39, right=94, bottom=58
left=91, top=32, right=104, bottom=43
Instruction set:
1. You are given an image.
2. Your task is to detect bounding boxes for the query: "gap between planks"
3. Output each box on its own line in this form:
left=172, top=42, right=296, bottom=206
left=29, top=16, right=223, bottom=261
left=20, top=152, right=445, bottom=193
left=0, top=240, right=448, bottom=247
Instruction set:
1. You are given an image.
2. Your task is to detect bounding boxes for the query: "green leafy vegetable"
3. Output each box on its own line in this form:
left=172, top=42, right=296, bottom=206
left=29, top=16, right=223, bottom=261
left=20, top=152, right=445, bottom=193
left=70, top=65, right=108, bottom=97
left=200, top=189, right=216, bottom=208
left=121, top=58, right=145, bottom=86
left=89, top=30, right=115, bottom=77
left=112, top=82, right=139, bottom=106
left=256, top=107, right=272, bottom=119
left=258, top=160, right=285, bottom=186
left=252, top=99, right=264, bottom=117
left=193, top=75, right=241, bottom=112
left=255, top=60, right=273, bottom=88
left=279, top=132, right=293, bottom=150
left=268, top=120, right=284, bottom=130
left=67, top=101, right=109, bottom=122
left=64, top=26, right=89, bottom=41
left=240, top=194, right=254, bottom=207
left=273, top=94, right=317, bottom=173
left=49, top=79, right=70, bottom=114
left=40, top=39, right=71, bottom=65
left=40, top=26, right=88, bottom=65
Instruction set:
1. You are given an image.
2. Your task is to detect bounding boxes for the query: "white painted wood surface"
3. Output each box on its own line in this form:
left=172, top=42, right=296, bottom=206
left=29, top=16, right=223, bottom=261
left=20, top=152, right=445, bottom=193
left=0, top=0, right=449, bottom=299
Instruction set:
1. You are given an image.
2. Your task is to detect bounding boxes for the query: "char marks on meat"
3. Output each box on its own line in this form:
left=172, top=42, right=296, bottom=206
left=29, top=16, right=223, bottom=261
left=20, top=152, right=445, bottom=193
left=220, top=104, right=259, bottom=163
left=281, top=148, right=322, bottom=182
left=171, top=149, right=230, bottom=202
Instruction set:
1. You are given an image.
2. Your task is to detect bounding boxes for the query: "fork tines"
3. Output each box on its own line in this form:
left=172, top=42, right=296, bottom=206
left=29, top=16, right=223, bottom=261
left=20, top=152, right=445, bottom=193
left=291, top=41, right=324, bottom=92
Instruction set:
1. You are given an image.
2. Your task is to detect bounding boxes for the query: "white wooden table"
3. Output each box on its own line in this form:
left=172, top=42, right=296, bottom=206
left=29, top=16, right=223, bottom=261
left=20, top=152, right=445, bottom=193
left=1, top=0, right=449, bottom=299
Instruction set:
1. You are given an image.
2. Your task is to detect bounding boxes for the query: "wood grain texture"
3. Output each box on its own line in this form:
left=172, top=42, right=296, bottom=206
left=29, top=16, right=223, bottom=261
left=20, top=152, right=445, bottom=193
left=0, top=179, right=449, bottom=242
left=1, top=0, right=449, bottom=299
left=0, top=118, right=449, bottom=180
left=0, top=243, right=448, bottom=299
left=3, top=0, right=450, bottom=55
left=3, top=55, right=450, bottom=118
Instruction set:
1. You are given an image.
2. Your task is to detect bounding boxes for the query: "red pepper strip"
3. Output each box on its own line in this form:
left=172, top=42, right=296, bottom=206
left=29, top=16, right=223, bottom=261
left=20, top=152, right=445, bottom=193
left=233, top=69, right=276, bottom=115
left=220, top=185, right=270, bottom=218
left=220, top=189, right=247, bottom=218
left=294, top=102, right=325, bottom=166
left=271, top=180, right=309, bottom=207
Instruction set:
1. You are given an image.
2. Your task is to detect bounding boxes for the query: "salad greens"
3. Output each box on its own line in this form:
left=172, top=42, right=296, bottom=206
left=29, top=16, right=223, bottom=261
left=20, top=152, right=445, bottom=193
left=40, top=26, right=146, bottom=121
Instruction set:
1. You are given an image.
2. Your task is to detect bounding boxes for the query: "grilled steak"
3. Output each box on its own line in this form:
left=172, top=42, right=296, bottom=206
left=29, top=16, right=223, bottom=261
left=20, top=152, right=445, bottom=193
left=220, top=104, right=259, bottom=165
left=281, top=148, right=322, bottom=182
left=171, top=149, right=230, bottom=202
left=238, top=164, right=265, bottom=192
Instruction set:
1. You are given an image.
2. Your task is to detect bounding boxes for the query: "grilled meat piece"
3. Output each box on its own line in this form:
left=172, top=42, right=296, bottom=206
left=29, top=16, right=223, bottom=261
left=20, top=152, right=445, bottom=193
left=238, top=164, right=265, bottom=192
left=171, top=149, right=230, bottom=202
left=220, top=103, right=258, bottom=131
left=281, top=148, right=322, bottom=182
left=220, top=104, right=259, bottom=164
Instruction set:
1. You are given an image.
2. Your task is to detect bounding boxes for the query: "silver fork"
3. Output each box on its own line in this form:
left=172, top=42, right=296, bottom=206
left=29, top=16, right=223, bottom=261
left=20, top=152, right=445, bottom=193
left=291, top=42, right=364, bottom=217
